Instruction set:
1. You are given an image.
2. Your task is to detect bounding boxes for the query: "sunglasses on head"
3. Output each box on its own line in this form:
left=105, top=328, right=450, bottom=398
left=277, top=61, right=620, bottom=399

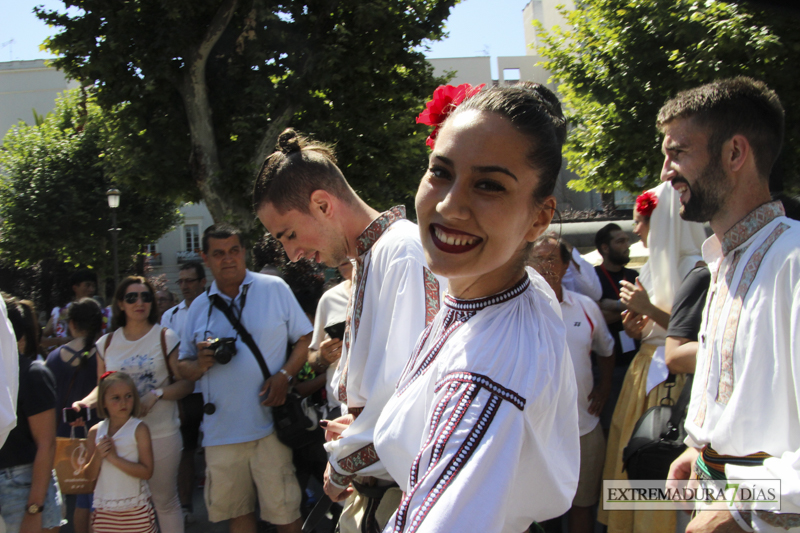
left=123, top=291, right=154, bottom=304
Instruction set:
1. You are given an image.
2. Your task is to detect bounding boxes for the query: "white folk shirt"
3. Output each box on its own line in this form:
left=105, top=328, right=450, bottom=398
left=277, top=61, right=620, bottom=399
left=325, top=207, right=441, bottom=487
left=310, top=281, right=350, bottom=411
left=0, top=300, right=18, bottom=447
left=561, top=289, right=615, bottom=436
left=685, top=201, right=800, bottom=531
left=374, top=276, right=580, bottom=532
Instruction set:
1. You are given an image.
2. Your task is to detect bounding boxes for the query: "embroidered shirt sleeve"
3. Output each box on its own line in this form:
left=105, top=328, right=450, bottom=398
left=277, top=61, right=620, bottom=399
left=389, top=372, right=526, bottom=533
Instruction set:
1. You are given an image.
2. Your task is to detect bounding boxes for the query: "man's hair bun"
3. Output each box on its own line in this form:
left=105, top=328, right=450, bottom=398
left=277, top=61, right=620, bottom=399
left=277, top=128, right=302, bottom=155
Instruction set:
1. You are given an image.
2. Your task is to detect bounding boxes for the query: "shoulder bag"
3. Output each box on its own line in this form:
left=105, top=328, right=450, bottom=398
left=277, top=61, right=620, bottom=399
left=622, top=373, right=694, bottom=480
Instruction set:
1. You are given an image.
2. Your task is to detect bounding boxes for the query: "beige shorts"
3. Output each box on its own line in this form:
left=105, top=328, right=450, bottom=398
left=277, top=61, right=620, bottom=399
left=573, top=423, right=606, bottom=507
left=204, top=433, right=302, bottom=524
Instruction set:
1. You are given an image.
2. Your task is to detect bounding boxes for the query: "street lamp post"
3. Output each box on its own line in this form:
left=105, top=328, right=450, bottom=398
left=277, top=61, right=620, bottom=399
left=106, top=188, right=121, bottom=289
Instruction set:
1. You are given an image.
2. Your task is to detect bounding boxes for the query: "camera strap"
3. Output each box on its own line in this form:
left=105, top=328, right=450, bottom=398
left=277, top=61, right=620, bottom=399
left=208, top=286, right=272, bottom=381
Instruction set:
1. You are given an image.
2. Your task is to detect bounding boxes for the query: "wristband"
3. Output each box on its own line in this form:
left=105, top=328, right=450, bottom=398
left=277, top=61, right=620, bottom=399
left=150, top=388, right=164, bottom=400
left=279, top=369, right=293, bottom=384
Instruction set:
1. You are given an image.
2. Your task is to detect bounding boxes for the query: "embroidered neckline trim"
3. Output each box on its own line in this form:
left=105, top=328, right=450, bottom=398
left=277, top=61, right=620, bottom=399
left=721, top=200, right=785, bottom=256
left=444, top=275, right=529, bottom=312
left=355, top=206, right=406, bottom=257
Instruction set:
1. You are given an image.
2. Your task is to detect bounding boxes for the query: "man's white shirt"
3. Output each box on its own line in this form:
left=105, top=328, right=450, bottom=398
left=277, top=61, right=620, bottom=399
left=685, top=202, right=800, bottom=531
left=561, top=289, right=615, bottom=436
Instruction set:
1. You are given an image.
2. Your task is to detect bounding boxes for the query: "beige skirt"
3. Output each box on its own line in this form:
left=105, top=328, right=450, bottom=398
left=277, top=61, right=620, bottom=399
left=596, top=343, right=686, bottom=533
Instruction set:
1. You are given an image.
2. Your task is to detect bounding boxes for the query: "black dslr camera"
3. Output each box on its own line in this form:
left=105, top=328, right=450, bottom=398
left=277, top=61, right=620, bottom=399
left=208, top=337, right=237, bottom=364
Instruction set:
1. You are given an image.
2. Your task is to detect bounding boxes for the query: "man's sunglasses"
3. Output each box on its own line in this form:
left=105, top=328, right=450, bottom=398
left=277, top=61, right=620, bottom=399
left=124, top=291, right=154, bottom=304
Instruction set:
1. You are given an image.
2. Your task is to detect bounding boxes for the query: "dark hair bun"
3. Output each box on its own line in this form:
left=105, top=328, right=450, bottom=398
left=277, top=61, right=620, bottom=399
left=526, top=83, right=567, bottom=145
left=277, top=128, right=302, bottom=155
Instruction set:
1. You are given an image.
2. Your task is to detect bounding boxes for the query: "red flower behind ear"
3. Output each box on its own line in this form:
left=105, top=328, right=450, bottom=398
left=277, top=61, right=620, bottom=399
left=417, top=83, right=486, bottom=149
left=635, top=191, right=658, bottom=219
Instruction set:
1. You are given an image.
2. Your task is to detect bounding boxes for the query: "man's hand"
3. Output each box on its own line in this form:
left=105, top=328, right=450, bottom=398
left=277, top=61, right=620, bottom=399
left=666, top=447, right=700, bottom=490
left=588, top=384, right=611, bottom=416
left=259, top=373, right=290, bottom=406
left=323, top=462, right=354, bottom=502
left=196, top=340, right=217, bottom=373
left=599, top=299, right=624, bottom=324
left=686, top=510, right=746, bottom=533
left=319, top=337, right=343, bottom=366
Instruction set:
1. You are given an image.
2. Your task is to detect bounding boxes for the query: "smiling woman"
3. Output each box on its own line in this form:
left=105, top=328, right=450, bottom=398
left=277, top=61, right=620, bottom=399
left=373, top=83, right=581, bottom=532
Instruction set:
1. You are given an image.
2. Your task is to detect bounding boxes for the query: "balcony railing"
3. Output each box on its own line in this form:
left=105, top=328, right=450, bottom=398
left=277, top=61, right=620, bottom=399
left=177, top=250, right=202, bottom=264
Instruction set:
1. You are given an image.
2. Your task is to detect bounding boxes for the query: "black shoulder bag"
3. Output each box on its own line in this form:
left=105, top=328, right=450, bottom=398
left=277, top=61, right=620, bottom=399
left=622, top=373, right=694, bottom=480
left=209, top=292, right=318, bottom=449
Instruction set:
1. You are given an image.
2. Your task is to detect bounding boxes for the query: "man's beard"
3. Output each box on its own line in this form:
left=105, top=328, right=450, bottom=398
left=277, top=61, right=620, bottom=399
left=678, top=157, right=728, bottom=222
left=607, top=247, right=630, bottom=266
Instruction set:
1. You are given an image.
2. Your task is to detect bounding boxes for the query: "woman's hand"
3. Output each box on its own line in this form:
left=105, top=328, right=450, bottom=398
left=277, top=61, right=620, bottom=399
left=321, top=413, right=354, bottom=442
left=319, top=337, right=343, bottom=366
left=139, top=391, right=158, bottom=417
left=620, top=278, right=652, bottom=316
left=622, top=310, right=648, bottom=340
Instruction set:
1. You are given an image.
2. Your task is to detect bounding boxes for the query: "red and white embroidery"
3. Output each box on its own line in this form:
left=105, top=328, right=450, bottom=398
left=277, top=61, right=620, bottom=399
left=716, top=223, right=789, bottom=404
left=394, top=374, right=519, bottom=532
left=423, top=267, right=440, bottom=326
left=720, top=201, right=784, bottom=256
left=338, top=443, right=380, bottom=474
left=338, top=206, right=406, bottom=405
left=397, top=276, right=529, bottom=396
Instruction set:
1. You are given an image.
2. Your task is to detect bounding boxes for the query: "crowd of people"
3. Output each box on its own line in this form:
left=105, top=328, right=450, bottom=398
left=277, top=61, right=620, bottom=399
left=0, top=75, right=798, bottom=533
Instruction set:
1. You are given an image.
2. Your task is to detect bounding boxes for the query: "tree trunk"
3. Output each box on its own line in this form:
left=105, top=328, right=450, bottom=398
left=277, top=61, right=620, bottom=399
left=601, top=191, right=616, bottom=214
left=178, top=0, right=253, bottom=226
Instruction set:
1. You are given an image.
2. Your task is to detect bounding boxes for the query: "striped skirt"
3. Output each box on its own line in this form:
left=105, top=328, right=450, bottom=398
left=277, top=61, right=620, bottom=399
left=92, top=503, right=158, bottom=533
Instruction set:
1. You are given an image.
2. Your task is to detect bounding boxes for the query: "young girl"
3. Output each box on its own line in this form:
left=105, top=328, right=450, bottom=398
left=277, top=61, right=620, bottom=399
left=83, top=371, right=156, bottom=533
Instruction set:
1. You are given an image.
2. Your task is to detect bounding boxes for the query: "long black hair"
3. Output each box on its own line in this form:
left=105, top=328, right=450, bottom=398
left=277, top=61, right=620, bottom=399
left=68, top=297, right=104, bottom=363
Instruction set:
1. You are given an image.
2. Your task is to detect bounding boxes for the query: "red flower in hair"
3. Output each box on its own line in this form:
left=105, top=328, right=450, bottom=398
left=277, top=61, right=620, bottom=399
left=100, top=370, right=117, bottom=381
left=635, top=191, right=658, bottom=219
left=416, top=83, right=486, bottom=149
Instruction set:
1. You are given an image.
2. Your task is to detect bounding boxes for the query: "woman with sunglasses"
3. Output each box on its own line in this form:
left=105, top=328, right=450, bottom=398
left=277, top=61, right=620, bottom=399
left=76, top=276, right=192, bottom=533
left=362, top=83, right=580, bottom=531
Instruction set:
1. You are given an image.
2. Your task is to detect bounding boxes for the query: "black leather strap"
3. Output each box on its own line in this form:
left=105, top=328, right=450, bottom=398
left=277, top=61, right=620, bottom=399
left=209, top=291, right=271, bottom=381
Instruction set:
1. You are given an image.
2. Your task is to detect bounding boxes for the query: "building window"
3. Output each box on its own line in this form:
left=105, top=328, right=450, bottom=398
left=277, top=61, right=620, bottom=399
left=184, top=224, right=200, bottom=252
left=503, top=68, right=521, bottom=85
left=143, top=243, right=158, bottom=254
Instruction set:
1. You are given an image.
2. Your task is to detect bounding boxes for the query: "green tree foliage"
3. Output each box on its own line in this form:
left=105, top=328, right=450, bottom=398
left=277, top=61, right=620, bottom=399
left=535, top=0, right=800, bottom=194
left=0, top=89, right=181, bottom=272
left=36, top=0, right=457, bottom=227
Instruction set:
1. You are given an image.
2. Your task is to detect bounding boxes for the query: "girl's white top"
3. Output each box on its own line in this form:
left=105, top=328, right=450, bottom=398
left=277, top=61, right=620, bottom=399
left=93, top=417, right=151, bottom=511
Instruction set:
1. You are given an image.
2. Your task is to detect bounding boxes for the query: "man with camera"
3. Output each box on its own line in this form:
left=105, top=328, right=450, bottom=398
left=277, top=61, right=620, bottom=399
left=176, top=224, right=312, bottom=533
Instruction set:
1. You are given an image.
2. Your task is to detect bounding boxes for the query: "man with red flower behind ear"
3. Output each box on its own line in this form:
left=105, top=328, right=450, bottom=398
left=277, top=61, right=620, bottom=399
left=253, top=125, right=443, bottom=533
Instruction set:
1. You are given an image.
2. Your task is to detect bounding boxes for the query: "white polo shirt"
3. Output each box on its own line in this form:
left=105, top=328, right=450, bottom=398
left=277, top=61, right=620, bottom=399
left=561, top=289, right=615, bottom=435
